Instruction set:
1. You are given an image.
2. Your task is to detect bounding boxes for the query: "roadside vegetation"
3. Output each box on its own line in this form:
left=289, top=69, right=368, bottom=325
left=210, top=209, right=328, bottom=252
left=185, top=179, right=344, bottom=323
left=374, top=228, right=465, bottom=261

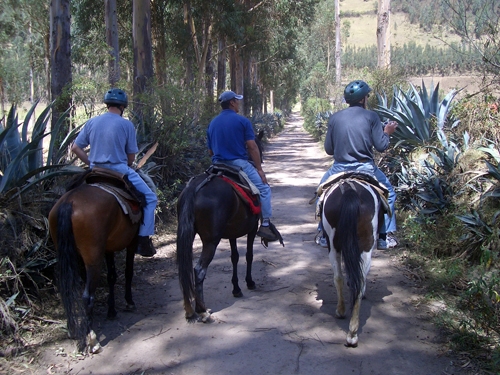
left=1, top=0, right=499, bottom=373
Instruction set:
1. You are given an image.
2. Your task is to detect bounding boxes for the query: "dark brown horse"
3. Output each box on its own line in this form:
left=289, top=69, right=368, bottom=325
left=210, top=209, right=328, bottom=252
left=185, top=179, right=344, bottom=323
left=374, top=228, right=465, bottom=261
left=176, top=170, right=260, bottom=323
left=48, top=172, right=142, bottom=353
left=176, top=132, right=270, bottom=323
left=320, top=172, right=386, bottom=347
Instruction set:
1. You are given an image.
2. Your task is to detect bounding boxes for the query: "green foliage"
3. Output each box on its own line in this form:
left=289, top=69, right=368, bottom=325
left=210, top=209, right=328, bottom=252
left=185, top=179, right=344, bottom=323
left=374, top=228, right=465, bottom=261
left=250, top=112, right=284, bottom=140
left=375, top=81, right=461, bottom=150
left=0, top=102, right=84, bottom=201
left=342, top=42, right=483, bottom=75
left=456, top=210, right=500, bottom=264
left=301, top=97, right=332, bottom=140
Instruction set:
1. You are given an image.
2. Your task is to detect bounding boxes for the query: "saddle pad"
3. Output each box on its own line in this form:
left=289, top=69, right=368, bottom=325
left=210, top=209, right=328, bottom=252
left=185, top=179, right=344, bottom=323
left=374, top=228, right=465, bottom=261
left=317, top=171, right=389, bottom=198
left=316, top=177, right=391, bottom=219
left=219, top=176, right=261, bottom=215
left=88, top=183, right=143, bottom=224
left=207, top=163, right=260, bottom=195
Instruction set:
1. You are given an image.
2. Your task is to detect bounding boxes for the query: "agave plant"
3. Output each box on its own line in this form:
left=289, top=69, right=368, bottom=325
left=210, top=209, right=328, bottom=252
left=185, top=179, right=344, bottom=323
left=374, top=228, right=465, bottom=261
left=375, top=80, right=462, bottom=149
left=0, top=102, right=84, bottom=201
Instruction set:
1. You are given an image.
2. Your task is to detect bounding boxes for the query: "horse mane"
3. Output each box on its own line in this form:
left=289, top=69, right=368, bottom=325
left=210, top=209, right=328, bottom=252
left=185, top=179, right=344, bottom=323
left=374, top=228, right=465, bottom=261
left=66, top=170, right=92, bottom=192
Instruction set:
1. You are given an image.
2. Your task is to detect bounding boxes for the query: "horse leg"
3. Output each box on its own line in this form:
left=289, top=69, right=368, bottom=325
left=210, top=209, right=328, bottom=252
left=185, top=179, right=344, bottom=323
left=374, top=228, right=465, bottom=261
left=104, top=252, right=117, bottom=319
left=346, top=293, right=363, bottom=348
left=124, top=245, right=136, bottom=311
left=245, top=224, right=257, bottom=290
left=361, top=250, right=372, bottom=299
left=329, top=247, right=346, bottom=319
left=193, top=241, right=218, bottom=322
left=83, top=263, right=102, bottom=354
left=229, top=239, right=243, bottom=297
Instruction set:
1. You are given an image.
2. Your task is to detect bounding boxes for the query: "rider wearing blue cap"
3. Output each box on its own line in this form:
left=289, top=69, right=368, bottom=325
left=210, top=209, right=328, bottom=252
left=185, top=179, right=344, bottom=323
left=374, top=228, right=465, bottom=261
left=206, top=90, right=277, bottom=241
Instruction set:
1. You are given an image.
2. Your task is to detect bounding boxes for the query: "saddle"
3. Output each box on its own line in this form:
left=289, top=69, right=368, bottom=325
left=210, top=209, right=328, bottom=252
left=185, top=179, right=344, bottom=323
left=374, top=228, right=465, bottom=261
left=195, top=163, right=261, bottom=215
left=312, top=171, right=391, bottom=219
left=69, top=168, right=144, bottom=224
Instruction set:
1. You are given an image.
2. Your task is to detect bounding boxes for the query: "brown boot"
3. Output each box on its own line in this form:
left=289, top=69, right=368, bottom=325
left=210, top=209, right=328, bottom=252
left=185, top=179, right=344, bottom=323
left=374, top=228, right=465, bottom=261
left=256, top=225, right=278, bottom=241
left=136, top=236, right=156, bottom=257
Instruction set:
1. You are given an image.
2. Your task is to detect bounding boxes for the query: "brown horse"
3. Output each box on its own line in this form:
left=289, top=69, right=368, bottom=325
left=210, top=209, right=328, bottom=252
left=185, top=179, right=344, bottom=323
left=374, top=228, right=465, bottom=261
left=48, top=172, right=142, bottom=353
left=175, top=132, right=278, bottom=322
left=176, top=170, right=260, bottom=323
left=320, top=172, right=386, bottom=347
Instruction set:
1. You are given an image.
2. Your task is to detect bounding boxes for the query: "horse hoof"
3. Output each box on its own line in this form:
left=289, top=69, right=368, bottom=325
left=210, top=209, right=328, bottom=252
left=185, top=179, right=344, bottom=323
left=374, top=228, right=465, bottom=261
left=247, top=282, right=256, bottom=290
left=345, top=334, right=358, bottom=348
left=199, top=311, right=213, bottom=323
left=335, top=311, right=346, bottom=319
left=87, top=331, right=103, bottom=354
left=124, top=303, right=136, bottom=312
left=233, top=291, right=243, bottom=298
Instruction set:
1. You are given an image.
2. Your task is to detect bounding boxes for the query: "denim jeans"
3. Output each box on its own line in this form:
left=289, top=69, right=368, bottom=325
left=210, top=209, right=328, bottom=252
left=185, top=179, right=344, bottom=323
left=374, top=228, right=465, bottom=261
left=91, top=163, right=158, bottom=236
left=223, top=159, right=272, bottom=220
left=320, top=161, right=396, bottom=233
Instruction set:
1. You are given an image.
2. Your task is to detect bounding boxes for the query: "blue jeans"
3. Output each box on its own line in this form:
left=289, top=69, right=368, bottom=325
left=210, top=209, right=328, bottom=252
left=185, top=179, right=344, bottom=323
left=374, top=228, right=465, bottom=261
left=223, top=159, right=272, bottom=220
left=320, top=161, right=396, bottom=233
left=91, top=163, right=157, bottom=236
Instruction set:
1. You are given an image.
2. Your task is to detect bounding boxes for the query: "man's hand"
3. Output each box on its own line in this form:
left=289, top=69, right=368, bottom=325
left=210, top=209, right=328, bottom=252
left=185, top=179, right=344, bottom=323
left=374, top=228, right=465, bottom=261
left=384, top=121, right=398, bottom=135
left=257, top=169, right=268, bottom=185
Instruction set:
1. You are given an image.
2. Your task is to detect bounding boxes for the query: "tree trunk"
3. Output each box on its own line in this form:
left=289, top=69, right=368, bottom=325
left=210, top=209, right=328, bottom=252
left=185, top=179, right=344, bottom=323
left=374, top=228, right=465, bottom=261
left=152, top=0, right=170, bottom=116
left=105, top=0, right=120, bottom=86
left=205, top=41, right=214, bottom=113
left=217, top=37, right=227, bottom=97
left=334, top=0, right=341, bottom=86
left=50, top=0, right=72, bottom=160
left=133, top=0, right=154, bottom=136
left=377, top=0, right=391, bottom=69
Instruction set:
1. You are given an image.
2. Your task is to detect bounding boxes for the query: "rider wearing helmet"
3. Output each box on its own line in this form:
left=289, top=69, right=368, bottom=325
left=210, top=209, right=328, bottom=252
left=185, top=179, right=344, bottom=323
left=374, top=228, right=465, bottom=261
left=71, top=88, right=157, bottom=257
left=317, top=80, right=398, bottom=250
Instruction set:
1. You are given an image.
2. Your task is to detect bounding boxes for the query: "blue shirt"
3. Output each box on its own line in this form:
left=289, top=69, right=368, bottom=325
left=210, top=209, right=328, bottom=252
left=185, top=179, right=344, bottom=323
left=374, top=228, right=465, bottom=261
left=206, top=109, right=255, bottom=163
left=75, top=112, right=139, bottom=167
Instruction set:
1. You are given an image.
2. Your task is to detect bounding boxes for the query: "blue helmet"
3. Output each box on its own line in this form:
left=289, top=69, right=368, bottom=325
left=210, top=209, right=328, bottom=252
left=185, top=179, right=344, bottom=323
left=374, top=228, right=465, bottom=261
left=103, top=88, right=128, bottom=108
left=344, top=80, right=372, bottom=104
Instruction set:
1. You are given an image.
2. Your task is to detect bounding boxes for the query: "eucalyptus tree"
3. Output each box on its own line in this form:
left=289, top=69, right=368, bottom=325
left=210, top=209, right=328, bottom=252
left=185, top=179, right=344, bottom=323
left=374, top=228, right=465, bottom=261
left=132, top=0, right=154, bottom=131
left=377, top=0, right=391, bottom=69
left=50, top=0, right=72, bottom=158
left=0, top=0, right=49, bottom=107
left=105, top=0, right=120, bottom=86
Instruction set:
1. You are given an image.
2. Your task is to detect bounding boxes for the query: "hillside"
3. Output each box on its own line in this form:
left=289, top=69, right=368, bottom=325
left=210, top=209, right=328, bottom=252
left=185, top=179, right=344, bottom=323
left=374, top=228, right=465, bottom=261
left=340, top=0, right=459, bottom=49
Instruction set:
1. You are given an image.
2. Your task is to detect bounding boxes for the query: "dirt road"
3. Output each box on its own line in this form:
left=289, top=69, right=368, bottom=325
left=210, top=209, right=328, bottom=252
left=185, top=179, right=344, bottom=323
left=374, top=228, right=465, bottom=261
left=37, top=113, right=464, bottom=375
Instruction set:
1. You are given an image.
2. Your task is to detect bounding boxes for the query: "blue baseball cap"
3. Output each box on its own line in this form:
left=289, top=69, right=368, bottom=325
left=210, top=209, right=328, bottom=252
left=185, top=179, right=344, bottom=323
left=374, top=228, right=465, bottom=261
left=218, top=90, right=243, bottom=102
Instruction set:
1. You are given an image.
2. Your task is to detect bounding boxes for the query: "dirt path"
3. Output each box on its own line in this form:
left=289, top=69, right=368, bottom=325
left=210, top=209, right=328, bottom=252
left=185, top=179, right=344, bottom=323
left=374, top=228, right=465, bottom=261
left=37, top=113, right=464, bottom=375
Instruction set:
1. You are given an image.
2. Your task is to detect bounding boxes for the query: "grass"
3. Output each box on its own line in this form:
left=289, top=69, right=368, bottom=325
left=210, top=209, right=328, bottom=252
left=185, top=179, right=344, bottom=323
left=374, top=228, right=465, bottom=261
left=340, top=0, right=460, bottom=48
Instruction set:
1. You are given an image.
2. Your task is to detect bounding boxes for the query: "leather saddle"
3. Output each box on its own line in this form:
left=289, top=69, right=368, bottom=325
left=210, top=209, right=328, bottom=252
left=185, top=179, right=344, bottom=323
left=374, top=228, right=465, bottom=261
left=195, top=163, right=261, bottom=215
left=70, top=167, right=144, bottom=224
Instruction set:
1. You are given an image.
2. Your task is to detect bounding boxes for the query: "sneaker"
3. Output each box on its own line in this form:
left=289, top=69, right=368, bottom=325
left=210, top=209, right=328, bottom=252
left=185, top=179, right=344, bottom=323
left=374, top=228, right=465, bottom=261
left=136, top=236, right=156, bottom=257
left=377, top=239, right=387, bottom=250
left=319, top=236, right=328, bottom=248
left=256, top=225, right=278, bottom=241
left=386, top=234, right=399, bottom=248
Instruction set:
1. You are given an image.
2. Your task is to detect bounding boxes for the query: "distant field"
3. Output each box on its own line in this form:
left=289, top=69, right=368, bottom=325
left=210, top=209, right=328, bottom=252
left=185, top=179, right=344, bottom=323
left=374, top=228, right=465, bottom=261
left=340, top=0, right=459, bottom=48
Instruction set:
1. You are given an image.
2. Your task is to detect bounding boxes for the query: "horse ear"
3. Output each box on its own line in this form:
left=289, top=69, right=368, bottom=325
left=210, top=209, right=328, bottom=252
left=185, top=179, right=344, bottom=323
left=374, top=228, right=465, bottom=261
left=258, top=130, right=264, bottom=141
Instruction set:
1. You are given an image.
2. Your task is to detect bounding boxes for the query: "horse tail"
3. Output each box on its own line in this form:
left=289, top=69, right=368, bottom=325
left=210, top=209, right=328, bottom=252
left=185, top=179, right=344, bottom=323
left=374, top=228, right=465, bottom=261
left=55, top=202, right=88, bottom=351
left=176, top=180, right=197, bottom=317
left=336, top=188, right=363, bottom=309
